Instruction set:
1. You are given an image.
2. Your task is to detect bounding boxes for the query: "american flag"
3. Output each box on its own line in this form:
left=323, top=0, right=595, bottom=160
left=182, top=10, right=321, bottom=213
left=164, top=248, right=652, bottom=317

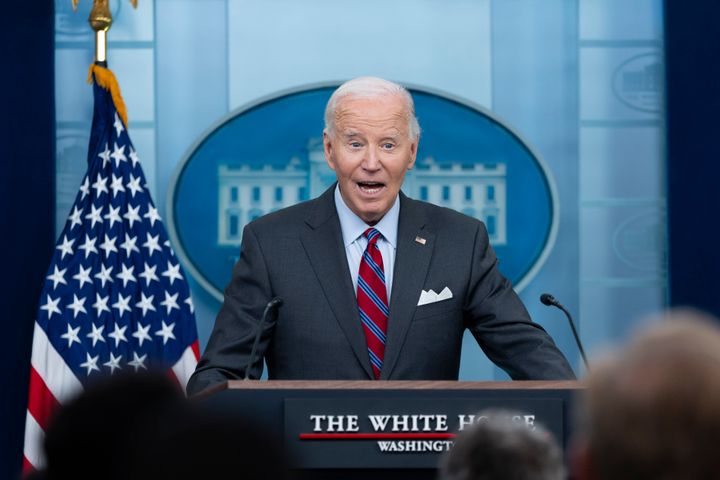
left=23, top=66, right=199, bottom=472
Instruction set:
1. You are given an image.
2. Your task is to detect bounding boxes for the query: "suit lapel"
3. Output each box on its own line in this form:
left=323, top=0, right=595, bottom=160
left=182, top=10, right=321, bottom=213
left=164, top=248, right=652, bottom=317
left=300, top=186, right=374, bottom=378
left=381, top=193, right=435, bottom=379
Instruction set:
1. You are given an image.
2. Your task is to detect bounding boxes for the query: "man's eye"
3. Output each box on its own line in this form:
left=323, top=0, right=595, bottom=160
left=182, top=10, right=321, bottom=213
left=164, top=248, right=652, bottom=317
left=350, top=142, right=362, bottom=148
left=382, top=143, right=395, bottom=150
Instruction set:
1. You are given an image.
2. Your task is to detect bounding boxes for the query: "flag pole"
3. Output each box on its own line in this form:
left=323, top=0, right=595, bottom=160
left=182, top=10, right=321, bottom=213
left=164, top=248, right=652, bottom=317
left=71, top=0, right=138, bottom=65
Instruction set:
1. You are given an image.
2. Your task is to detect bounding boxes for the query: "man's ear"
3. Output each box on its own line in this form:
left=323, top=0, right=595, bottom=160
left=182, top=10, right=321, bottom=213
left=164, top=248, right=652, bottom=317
left=407, top=136, right=419, bottom=170
left=570, top=440, right=598, bottom=480
left=323, top=130, right=336, bottom=171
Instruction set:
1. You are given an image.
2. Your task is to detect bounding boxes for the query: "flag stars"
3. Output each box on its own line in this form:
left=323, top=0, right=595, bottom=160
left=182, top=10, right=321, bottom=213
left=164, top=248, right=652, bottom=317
left=142, top=233, right=162, bottom=256
left=60, top=324, right=81, bottom=348
left=99, top=234, right=118, bottom=257
left=108, top=323, right=128, bottom=347
left=92, top=173, right=109, bottom=198
left=117, top=264, right=136, bottom=288
left=124, top=204, right=141, bottom=228
left=78, top=235, right=99, bottom=259
left=136, top=292, right=156, bottom=317
left=155, top=321, right=176, bottom=345
left=80, top=353, right=100, bottom=375
left=143, top=205, right=162, bottom=227
left=67, top=294, right=87, bottom=318
left=34, top=87, right=199, bottom=390
left=98, top=143, right=111, bottom=168
left=104, top=205, right=122, bottom=229
left=92, top=293, right=111, bottom=318
left=161, top=261, right=183, bottom=286
left=79, top=177, right=90, bottom=200
left=120, top=233, right=140, bottom=257
left=112, top=293, right=132, bottom=317
left=110, top=174, right=126, bottom=197
left=68, top=206, right=83, bottom=229
left=113, top=112, right=125, bottom=137
left=46, top=265, right=67, bottom=290
left=84, top=204, right=104, bottom=229
left=128, top=352, right=147, bottom=371
left=95, top=264, right=114, bottom=288
left=163, top=240, right=176, bottom=257
left=40, top=295, right=62, bottom=319
left=138, top=262, right=159, bottom=286
left=132, top=322, right=152, bottom=347
left=129, top=147, right=139, bottom=167
left=72, top=265, right=93, bottom=289
left=184, top=296, right=195, bottom=314
left=56, top=235, right=74, bottom=260
left=126, top=174, right=143, bottom=198
left=104, top=352, right=122, bottom=374
left=86, top=323, right=106, bottom=347
left=160, top=291, right=180, bottom=315
left=110, top=142, right=126, bottom=168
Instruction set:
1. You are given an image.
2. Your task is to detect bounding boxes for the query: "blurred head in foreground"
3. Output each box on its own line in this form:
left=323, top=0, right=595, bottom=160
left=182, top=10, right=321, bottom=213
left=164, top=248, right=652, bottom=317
left=43, top=372, right=183, bottom=480
left=438, top=409, right=564, bottom=480
left=43, top=372, right=289, bottom=480
left=573, top=310, right=720, bottom=480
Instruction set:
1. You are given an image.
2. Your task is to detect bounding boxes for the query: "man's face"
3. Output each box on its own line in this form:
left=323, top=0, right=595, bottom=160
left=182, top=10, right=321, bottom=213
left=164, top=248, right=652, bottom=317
left=323, top=94, right=418, bottom=225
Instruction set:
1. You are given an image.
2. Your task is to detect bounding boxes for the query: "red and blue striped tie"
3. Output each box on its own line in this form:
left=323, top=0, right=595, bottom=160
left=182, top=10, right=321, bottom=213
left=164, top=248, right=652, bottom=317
left=357, top=228, right=389, bottom=379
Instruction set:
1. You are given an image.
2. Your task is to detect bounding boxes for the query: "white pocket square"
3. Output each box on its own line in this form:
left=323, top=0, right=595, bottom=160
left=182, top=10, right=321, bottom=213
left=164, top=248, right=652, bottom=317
left=417, top=287, right=453, bottom=306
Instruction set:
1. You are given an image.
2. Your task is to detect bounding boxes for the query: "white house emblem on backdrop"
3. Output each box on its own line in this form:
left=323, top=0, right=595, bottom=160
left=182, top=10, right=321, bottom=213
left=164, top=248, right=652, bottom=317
left=217, top=138, right=507, bottom=247
left=167, top=84, right=557, bottom=302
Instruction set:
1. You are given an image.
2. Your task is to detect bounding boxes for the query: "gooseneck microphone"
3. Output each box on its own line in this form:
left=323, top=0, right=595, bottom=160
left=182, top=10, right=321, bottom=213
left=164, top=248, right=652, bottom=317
left=244, top=297, right=283, bottom=380
left=540, top=293, right=590, bottom=371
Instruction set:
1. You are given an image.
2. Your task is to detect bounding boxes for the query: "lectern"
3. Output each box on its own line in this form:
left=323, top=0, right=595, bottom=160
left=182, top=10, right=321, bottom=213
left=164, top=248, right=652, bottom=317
left=195, top=380, right=582, bottom=480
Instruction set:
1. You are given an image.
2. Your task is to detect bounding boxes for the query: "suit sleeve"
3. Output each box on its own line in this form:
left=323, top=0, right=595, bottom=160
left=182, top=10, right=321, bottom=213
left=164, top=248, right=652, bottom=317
left=186, top=224, right=275, bottom=395
left=464, top=222, right=576, bottom=380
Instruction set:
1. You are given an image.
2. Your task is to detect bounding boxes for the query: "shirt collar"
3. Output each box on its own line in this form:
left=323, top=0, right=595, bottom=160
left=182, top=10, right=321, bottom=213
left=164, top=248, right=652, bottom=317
left=334, top=184, right=399, bottom=248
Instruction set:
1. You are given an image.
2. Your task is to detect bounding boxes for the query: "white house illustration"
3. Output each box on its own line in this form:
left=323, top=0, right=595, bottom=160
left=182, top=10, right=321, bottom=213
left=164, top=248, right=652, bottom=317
left=218, top=138, right=506, bottom=246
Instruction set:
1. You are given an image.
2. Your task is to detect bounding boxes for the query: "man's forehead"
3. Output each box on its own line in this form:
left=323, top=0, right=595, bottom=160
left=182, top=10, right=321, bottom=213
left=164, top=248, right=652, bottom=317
left=340, top=128, right=401, bottom=139
left=336, top=92, right=407, bottom=113
left=334, top=96, right=408, bottom=129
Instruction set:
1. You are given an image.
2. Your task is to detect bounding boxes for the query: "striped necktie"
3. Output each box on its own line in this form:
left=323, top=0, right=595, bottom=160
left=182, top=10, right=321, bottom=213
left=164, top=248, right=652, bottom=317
left=357, top=228, right=389, bottom=379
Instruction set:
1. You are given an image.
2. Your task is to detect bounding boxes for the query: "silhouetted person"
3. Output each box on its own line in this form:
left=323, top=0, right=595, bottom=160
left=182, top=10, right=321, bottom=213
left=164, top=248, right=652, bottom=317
left=573, top=311, right=720, bottom=480
left=43, top=372, right=182, bottom=480
left=439, top=409, right=564, bottom=480
left=43, top=372, right=290, bottom=480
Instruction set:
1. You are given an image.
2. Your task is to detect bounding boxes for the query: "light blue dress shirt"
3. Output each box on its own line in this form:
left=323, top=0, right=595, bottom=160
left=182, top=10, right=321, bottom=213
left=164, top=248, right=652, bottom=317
left=334, top=184, right=399, bottom=300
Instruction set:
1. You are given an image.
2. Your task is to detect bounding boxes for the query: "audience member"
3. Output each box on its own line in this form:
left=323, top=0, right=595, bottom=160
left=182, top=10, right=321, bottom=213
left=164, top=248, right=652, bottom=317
left=573, top=310, right=720, bottom=480
left=438, top=409, right=564, bottom=480
left=42, top=372, right=290, bottom=480
left=43, top=372, right=183, bottom=480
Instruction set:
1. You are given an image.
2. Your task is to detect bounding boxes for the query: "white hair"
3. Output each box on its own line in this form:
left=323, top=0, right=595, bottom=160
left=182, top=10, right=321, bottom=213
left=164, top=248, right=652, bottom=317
left=324, top=77, right=421, bottom=140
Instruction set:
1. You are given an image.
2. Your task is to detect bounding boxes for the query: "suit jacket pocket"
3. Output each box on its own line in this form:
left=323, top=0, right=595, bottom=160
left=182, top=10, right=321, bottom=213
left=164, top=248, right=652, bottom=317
left=413, top=299, right=460, bottom=320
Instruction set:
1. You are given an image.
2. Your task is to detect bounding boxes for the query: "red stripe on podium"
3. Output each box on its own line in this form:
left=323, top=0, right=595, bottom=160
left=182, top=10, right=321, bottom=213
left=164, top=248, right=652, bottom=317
left=299, top=433, right=456, bottom=440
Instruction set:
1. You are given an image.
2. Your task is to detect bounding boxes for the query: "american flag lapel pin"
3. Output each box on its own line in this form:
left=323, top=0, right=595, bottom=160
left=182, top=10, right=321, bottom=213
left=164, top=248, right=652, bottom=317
left=415, top=236, right=427, bottom=245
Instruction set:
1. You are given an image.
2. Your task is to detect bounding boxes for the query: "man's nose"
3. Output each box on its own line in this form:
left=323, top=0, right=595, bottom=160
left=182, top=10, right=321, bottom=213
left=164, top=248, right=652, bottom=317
left=363, top=148, right=381, bottom=170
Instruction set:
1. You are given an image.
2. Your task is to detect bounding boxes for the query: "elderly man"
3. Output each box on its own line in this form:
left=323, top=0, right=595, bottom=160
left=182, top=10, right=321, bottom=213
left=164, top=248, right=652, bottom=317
left=187, top=77, right=573, bottom=394
left=572, top=312, right=720, bottom=480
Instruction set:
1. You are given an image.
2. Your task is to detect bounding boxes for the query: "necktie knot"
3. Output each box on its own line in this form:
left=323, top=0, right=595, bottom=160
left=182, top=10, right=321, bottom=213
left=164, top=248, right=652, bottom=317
left=363, top=228, right=382, bottom=246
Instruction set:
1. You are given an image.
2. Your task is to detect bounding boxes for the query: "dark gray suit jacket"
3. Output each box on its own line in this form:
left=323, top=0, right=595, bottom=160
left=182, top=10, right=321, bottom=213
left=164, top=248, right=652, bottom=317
left=187, top=186, right=574, bottom=394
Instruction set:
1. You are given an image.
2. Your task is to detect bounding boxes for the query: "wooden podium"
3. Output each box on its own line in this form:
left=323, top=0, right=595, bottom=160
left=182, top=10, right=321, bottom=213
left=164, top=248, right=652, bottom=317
left=196, top=380, right=582, bottom=480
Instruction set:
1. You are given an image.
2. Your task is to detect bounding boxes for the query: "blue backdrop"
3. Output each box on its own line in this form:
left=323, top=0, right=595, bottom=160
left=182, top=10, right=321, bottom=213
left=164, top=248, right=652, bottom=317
left=2, top=1, right=720, bottom=479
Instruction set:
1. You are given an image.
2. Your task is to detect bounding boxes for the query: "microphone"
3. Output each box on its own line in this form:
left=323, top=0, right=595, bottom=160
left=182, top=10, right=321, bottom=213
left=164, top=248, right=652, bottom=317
left=243, top=297, right=283, bottom=380
left=540, top=293, right=589, bottom=371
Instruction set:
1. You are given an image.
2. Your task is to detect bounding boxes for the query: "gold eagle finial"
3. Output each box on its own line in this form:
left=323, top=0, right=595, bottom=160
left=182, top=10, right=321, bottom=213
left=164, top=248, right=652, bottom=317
left=71, top=0, right=138, bottom=31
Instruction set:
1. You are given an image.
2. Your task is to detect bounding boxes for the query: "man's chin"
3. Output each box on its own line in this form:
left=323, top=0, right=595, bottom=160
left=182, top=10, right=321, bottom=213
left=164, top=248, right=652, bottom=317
left=357, top=207, right=385, bottom=226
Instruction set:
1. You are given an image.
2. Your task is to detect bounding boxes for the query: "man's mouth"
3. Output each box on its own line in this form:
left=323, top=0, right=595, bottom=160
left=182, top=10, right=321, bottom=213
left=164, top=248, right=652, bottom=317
left=356, top=182, right=385, bottom=194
